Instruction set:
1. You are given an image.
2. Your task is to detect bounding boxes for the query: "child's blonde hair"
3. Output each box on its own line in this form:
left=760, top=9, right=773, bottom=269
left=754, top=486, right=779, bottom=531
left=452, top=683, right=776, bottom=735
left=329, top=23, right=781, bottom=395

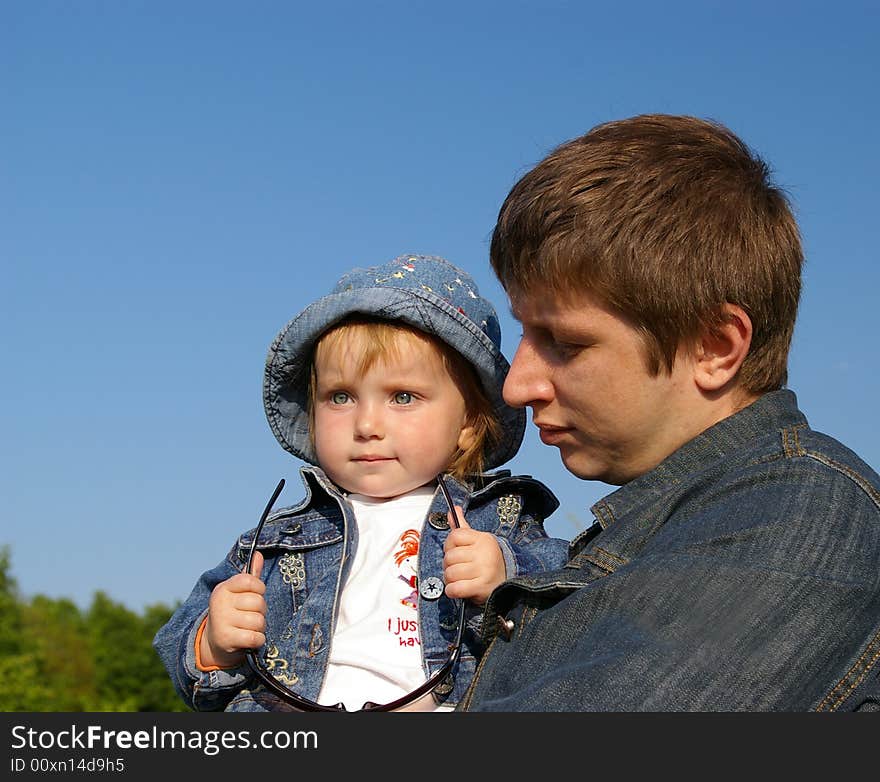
left=309, top=317, right=501, bottom=480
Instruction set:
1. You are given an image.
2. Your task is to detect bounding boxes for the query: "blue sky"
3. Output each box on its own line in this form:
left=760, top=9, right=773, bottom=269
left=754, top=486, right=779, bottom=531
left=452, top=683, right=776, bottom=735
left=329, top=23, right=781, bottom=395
left=2, top=1, right=878, bottom=612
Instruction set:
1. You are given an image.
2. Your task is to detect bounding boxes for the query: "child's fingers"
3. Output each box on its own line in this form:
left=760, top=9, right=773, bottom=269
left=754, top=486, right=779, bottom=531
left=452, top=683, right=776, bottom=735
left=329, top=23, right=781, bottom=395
left=233, top=592, right=267, bottom=615
left=442, top=527, right=483, bottom=554
left=223, top=572, right=266, bottom=594
left=444, top=573, right=486, bottom=602
left=444, top=560, right=479, bottom=584
left=443, top=508, right=478, bottom=554
left=219, top=551, right=265, bottom=594
left=447, top=505, right=470, bottom=529
left=204, top=615, right=266, bottom=658
left=232, top=608, right=267, bottom=635
left=242, top=630, right=266, bottom=651
left=443, top=544, right=474, bottom=567
left=222, top=627, right=266, bottom=653
left=248, top=550, right=264, bottom=578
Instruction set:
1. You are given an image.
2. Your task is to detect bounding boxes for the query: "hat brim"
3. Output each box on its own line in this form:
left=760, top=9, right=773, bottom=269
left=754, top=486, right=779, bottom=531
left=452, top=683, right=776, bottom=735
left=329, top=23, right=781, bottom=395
left=263, top=286, right=525, bottom=471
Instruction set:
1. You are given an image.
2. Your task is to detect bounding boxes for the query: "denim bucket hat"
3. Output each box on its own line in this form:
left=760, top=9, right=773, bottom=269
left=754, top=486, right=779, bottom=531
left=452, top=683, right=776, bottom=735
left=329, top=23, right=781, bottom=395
left=263, top=254, right=525, bottom=470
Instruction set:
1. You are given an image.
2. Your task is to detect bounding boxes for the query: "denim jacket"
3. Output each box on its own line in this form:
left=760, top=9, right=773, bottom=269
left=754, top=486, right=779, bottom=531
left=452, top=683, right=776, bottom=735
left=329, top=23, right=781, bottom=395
left=153, top=467, right=566, bottom=711
left=459, top=390, right=880, bottom=711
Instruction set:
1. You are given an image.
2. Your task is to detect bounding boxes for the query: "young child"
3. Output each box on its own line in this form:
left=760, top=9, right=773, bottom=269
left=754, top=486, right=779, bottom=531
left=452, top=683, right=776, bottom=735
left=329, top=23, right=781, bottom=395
left=153, top=254, right=568, bottom=711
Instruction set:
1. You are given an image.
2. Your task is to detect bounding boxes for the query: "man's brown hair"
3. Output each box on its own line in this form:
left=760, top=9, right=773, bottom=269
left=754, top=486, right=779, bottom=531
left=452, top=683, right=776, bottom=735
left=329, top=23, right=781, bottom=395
left=490, top=114, right=803, bottom=392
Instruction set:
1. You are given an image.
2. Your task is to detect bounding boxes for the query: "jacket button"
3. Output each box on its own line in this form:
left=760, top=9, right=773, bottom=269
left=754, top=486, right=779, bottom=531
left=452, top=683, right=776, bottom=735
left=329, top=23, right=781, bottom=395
left=433, top=673, right=454, bottom=696
left=497, top=616, right=515, bottom=640
left=419, top=576, right=445, bottom=600
left=428, top=511, right=449, bottom=530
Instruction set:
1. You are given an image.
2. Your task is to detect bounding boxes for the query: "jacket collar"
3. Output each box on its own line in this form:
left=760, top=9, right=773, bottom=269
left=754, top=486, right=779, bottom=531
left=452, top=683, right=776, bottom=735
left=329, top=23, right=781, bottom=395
left=570, top=389, right=807, bottom=561
left=264, top=465, right=475, bottom=520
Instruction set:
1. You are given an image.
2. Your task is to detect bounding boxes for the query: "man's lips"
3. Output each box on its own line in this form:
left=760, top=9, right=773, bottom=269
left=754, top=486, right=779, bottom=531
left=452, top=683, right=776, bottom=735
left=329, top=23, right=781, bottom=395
left=534, top=423, right=573, bottom=445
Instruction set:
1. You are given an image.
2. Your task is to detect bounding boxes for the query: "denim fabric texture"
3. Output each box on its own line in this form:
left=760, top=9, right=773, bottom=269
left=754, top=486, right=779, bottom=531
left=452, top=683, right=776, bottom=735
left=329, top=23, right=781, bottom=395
left=263, top=254, right=526, bottom=470
left=459, top=390, right=880, bottom=712
left=152, top=467, right=567, bottom=711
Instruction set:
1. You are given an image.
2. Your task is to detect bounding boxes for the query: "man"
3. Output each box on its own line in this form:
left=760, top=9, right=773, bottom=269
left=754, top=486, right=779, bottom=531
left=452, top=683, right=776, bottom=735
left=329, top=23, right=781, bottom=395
left=458, top=114, right=880, bottom=711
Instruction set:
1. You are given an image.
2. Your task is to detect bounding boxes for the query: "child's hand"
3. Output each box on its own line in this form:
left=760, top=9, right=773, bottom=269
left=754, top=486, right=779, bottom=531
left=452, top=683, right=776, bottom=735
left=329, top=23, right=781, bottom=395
left=200, top=551, right=268, bottom=669
left=442, top=507, right=506, bottom=605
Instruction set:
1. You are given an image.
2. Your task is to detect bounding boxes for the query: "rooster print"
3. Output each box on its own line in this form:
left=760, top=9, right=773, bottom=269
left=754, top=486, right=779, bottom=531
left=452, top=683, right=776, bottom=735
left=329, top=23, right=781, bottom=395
left=394, top=529, right=420, bottom=610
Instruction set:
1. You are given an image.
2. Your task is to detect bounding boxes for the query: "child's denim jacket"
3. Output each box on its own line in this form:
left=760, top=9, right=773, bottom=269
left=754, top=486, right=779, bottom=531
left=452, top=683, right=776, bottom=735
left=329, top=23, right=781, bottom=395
left=153, top=467, right=567, bottom=711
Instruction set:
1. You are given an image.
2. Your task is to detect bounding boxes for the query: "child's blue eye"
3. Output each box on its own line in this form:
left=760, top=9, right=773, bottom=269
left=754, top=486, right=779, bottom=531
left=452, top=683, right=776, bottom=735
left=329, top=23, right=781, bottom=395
left=331, top=392, right=349, bottom=405
left=393, top=392, right=413, bottom=405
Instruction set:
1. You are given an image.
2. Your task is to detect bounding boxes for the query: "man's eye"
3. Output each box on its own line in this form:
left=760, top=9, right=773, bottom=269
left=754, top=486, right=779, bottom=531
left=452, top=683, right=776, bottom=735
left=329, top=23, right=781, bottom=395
left=550, top=338, right=583, bottom=359
left=393, top=392, right=413, bottom=405
left=330, top=392, right=349, bottom=404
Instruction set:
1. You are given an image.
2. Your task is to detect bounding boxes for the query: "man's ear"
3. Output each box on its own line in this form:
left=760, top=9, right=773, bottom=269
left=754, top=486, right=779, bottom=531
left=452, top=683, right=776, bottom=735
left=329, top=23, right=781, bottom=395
left=693, top=304, right=752, bottom=392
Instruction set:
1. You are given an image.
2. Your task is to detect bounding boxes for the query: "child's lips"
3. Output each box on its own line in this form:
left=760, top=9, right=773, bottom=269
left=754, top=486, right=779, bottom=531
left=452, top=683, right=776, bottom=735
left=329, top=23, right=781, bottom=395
left=352, top=455, right=395, bottom=463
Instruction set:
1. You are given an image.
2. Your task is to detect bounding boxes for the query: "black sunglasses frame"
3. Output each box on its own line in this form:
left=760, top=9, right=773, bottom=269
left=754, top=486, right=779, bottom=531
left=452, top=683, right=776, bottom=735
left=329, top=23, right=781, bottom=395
left=243, top=476, right=465, bottom=712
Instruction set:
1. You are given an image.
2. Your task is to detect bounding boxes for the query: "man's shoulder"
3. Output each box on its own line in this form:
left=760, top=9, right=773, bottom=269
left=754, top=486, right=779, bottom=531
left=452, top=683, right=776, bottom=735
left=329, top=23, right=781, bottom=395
left=723, top=420, right=880, bottom=513
left=789, top=426, right=880, bottom=489
left=653, top=424, right=880, bottom=569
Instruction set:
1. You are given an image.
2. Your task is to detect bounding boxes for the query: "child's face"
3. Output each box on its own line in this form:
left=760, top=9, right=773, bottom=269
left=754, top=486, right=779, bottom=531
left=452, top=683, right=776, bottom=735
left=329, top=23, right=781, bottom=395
left=312, top=332, right=475, bottom=499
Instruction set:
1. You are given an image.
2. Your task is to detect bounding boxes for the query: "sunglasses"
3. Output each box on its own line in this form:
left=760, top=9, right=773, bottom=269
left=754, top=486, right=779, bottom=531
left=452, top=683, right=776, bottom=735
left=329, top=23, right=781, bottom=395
left=243, top=475, right=465, bottom=711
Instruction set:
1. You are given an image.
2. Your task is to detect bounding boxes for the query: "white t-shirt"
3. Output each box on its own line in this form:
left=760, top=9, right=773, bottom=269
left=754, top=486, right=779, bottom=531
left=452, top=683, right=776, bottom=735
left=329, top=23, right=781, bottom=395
left=316, top=486, right=452, bottom=712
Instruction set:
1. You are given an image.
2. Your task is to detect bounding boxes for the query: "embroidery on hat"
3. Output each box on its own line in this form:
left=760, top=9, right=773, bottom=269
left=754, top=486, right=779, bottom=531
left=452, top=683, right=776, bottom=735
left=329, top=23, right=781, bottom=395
left=374, top=269, right=409, bottom=284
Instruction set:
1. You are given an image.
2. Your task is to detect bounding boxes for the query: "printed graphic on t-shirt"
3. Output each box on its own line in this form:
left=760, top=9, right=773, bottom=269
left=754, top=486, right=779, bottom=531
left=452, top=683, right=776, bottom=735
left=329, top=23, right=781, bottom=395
left=388, top=528, right=420, bottom=646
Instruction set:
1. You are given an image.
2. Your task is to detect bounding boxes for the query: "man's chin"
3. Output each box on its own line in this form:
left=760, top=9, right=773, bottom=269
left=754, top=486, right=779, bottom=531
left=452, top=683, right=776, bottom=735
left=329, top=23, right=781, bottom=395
left=558, top=450, right=619, bottom=485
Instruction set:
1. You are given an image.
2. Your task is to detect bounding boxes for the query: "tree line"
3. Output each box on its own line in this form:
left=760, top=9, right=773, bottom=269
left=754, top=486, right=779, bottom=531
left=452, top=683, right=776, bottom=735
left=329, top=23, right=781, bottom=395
left=0, top=546, right=189, bottom=711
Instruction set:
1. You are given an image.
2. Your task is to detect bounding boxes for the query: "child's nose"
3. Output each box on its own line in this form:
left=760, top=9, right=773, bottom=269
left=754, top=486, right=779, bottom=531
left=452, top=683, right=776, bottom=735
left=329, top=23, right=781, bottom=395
left=354, top=401, right=384, bottom=439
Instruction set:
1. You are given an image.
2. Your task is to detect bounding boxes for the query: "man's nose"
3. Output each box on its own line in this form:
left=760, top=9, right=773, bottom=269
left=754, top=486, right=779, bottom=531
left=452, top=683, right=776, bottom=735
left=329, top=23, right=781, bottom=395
left=503, top=338, right=554, bottom=408
left=354, top=400, right=384, bottom=439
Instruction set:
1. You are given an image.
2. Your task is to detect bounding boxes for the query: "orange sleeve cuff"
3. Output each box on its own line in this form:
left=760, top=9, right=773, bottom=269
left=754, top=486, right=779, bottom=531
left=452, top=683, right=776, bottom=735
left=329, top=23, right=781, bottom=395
left=194, top=616, right=224, bottom=672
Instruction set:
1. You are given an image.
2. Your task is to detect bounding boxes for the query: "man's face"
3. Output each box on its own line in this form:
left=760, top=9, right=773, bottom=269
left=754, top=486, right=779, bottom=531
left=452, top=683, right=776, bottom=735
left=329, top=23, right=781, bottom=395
left=504, top=289, right=707, bottom=485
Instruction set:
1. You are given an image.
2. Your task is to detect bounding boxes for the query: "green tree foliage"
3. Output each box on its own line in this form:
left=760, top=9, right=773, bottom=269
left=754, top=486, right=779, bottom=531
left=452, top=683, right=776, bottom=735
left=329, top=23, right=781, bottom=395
left=0, top=546, right=189, bottom=712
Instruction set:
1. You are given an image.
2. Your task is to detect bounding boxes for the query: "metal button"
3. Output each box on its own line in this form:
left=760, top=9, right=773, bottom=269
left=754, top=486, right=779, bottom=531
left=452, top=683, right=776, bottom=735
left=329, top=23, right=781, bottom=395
left=427, top=511, right=449, bottom=530
left=419, top=576, right=445, bottom=600
left=433, top=673, right=454, bottom=696
left=497, top=616, right=515, bottom=640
